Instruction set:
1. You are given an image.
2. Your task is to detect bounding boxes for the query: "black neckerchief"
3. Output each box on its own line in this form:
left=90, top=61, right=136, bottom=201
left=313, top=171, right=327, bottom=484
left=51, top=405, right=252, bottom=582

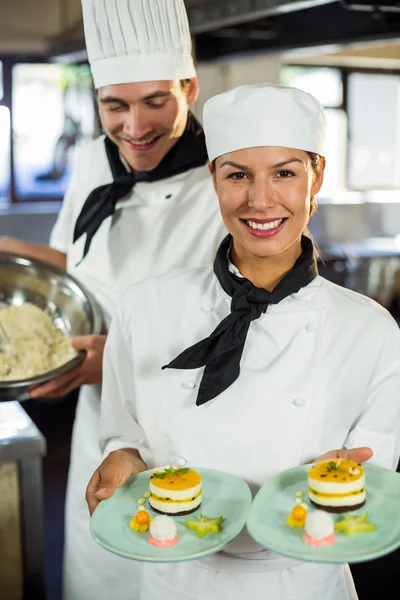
left=163, top=234, right=318, bottom=406
left=72, top=112, right=208, bottom=262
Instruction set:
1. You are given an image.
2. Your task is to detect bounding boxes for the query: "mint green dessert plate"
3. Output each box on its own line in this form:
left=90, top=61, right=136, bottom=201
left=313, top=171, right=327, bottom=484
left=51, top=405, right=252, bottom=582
left=247, top=463, right=400, bottom=564
left=90, top=467, right=252, bottom=562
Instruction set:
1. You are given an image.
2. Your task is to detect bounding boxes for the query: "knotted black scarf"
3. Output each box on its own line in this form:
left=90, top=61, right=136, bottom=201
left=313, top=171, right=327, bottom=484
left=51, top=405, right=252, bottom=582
left=73, top=112, right=208, bottom=262
left=163, top=234, right=318, bottom=406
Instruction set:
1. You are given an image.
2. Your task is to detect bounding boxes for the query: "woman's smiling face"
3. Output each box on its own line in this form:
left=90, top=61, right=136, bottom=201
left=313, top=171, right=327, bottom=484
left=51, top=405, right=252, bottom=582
left=211, top=146, right=325, bottom=261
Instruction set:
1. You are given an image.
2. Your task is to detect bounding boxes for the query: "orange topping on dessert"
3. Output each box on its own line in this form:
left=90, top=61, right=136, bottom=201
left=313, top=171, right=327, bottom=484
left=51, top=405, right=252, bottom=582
left=150, top=468, right=201, bottom=491
left=309, top=459, right=364, bottom=482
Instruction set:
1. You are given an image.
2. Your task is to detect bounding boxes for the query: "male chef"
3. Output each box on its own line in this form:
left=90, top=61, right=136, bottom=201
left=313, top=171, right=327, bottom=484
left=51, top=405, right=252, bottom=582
left=0, top=1, right=226, bottom=598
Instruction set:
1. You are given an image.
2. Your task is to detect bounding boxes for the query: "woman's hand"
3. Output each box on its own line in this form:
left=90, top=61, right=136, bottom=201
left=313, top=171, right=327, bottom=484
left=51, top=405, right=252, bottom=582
left=86, top=449, right=148, bottom=516
left=314, top=447, right=373, bottom=464
left=29, top=335, right=107, bottom=399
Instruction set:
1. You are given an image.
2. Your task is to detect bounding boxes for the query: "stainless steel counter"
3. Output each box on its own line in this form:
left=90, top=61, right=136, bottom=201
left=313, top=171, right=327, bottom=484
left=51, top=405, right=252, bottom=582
left=0, top=401, right=46, bottom=600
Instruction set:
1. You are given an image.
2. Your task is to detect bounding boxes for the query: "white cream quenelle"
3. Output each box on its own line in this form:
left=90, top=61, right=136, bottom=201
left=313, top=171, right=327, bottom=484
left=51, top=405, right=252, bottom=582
left=149, top=516, right=178, bottom=542
left=96, top=83, right=400, bottom=600
left=305, top=511, right=335, bottom=539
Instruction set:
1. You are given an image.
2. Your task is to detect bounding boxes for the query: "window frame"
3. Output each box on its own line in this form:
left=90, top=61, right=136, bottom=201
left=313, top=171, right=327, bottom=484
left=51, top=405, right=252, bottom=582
left=0, top=55, right=98, bottom=204
left=1, top=55, right=47, bottom=204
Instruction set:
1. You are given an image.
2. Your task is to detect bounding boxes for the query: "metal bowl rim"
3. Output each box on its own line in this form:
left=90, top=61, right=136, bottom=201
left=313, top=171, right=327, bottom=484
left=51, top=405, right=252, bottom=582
left=0, top=252, right=103, bottom=389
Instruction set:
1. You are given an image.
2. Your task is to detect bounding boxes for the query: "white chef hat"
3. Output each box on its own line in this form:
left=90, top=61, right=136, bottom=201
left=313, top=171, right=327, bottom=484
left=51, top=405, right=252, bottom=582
left=81, top=0, right=196, bottom=89
left=203, top=83, right=326, bottom=162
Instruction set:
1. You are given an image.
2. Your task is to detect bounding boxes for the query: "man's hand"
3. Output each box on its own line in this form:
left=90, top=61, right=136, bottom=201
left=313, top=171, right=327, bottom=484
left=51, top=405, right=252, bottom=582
left=29, top=335, right=107, bottom=399
left=86, top=449, right=148, bottom=515
left=315, top=447, right=373, bottom=464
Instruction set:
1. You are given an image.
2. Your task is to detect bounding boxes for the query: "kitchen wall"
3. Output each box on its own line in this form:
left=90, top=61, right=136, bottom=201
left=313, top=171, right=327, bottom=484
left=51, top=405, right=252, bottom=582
left=194, top=54, right=282, bottom=119
left=311, top=202, right=400, bottom=245
left=2, top=197, right=400, bottom=249
left=193, top=49, right=400, bottom=247
left=1, top=47, right=399, bottom=247
left=0, top=205, right=60, bottom=244
left=0, top=52, right=284, bottom=245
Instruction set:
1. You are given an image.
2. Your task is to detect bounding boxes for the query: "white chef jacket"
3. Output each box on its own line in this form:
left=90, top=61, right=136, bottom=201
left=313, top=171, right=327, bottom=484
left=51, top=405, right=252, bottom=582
left=49, top=135, right=227, bottom=600
left=100, top=265, right=400, bottom=600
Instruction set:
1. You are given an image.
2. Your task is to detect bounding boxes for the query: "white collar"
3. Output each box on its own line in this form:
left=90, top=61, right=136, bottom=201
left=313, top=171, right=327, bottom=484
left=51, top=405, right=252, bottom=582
left=119, top=150, right=131, bottom=173
left=227, top=242, right=243, bottom=278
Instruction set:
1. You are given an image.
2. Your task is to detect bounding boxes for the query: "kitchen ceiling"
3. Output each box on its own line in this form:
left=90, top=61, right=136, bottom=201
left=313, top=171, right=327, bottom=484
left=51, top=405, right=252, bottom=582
left=186, top=0, right=400, bottom=60
left=0, top=0, right=398, bottom=61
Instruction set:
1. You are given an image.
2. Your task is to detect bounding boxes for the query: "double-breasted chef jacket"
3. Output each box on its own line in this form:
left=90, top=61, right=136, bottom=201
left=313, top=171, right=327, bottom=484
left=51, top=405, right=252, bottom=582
left=100, top=264, right=400, bottom=600
left=49, top=136, right=227, bottom=600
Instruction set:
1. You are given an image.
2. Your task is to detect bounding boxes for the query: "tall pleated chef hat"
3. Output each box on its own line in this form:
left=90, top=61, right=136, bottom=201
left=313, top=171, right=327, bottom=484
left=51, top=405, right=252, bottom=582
left=203, top=83, right=326, bottom=162
left=81, top=0, right=196, bottom=89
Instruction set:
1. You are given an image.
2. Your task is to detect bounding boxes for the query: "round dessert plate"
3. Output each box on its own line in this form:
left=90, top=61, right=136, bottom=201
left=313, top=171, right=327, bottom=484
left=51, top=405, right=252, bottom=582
left=246, top=463, right=400, bottom=564
left=90, top=468, right=252, bottom=562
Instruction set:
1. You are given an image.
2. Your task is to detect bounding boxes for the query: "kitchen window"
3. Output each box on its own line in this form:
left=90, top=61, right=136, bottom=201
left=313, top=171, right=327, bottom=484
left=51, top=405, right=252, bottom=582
left=0, top=61, right=11, bottom=203
left=348, top=72, right=400, bottom=190
left=0, top=61, right=3, bottom=101
left=12, top=63, right=96, bottom=202
left=0, top=58, right=97, bottom=205
left=281, top=65, right=400, bottom=194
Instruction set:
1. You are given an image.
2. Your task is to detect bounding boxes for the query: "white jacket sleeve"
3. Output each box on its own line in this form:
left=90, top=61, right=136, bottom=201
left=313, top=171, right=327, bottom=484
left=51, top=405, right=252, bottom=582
left=49, top=146, right=82, bottom=253
left=100, top=305, right=148, bottom=456
left=344, top=318, right=400, bottom=470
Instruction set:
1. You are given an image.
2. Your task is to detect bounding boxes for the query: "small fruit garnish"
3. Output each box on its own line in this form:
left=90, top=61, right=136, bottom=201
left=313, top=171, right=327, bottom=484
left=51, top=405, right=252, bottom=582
left=286, top=505, right=307, bottom=528
left=185, top=514, right=224, bottom=538
left=136, top=497, right=146, bottom=504
left=335, top=513, right=376, bottom=536
left=292, top=506, right=307, bottom=521
left=136, top=511, right=150, bottom=525
left=130, top=510, right=152, bottom=532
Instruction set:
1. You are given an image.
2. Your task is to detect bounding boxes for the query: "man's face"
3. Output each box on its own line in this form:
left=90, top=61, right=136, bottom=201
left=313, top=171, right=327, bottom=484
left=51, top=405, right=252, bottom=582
left=98, top=79, right=199, bottom=173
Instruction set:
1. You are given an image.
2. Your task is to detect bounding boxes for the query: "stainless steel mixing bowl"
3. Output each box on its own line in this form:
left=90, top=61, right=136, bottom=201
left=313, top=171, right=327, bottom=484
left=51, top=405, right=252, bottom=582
left=0, top=253, right=103, bottom=402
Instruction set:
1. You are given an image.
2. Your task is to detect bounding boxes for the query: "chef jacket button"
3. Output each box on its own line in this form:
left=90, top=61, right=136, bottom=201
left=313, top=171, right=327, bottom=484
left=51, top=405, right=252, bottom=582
left=306, top=323, right=316, bottom=332
left=181, top=381, right=196, bottom=390
left=176, top=457, right=186, bottom=467
left=201, top=305, right=213, bottom=313
left=292, top=397, right=306, bottom=407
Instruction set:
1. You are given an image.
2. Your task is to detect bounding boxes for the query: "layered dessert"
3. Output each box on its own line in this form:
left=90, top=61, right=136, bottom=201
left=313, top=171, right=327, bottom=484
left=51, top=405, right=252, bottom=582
left=149, top=467, right=202, bottom=516
left=308, top=459, right=366, bottom=513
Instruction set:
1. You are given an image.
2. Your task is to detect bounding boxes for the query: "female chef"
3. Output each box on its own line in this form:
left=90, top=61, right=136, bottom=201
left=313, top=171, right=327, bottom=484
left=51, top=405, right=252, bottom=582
left=86, top=83, right=400, bottom=600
